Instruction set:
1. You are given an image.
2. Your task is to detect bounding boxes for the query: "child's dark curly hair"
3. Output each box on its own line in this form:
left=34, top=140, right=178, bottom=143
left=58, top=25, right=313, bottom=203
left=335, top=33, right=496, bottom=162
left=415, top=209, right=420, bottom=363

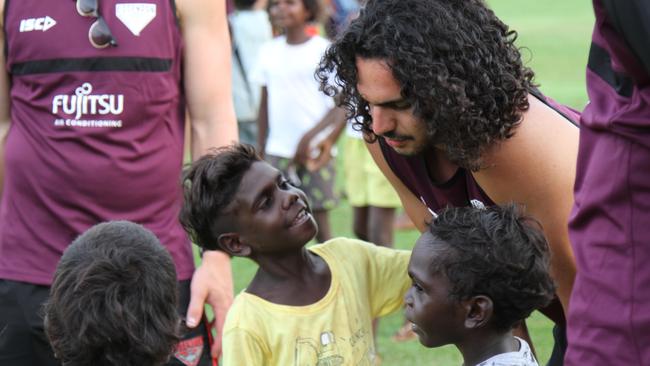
left=426, top=205, right=555, bottom=332
left=44, top=221, right=180, bottom=366
left=317, top=0, right=535, bottom=170
left=179, top=144, right=261, bottom=250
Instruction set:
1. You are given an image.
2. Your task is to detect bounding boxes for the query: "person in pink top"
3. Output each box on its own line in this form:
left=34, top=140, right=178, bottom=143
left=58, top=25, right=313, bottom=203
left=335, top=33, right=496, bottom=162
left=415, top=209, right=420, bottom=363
left=0, top=0, right=237, bottom=364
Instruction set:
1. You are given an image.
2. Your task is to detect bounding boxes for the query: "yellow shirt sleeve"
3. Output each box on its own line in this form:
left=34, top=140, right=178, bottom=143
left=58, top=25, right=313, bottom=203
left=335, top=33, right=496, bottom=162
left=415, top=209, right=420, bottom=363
left=360, top=241, right=412, bottom=317
left=316, top=238, right=411, bottom=318
left=221, top=327, right=267, bottom=366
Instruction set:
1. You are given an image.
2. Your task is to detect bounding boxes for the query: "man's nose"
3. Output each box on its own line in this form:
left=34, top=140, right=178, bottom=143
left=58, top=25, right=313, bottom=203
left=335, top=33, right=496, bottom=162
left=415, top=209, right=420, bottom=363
left=370, top=106, right=394, bottom=136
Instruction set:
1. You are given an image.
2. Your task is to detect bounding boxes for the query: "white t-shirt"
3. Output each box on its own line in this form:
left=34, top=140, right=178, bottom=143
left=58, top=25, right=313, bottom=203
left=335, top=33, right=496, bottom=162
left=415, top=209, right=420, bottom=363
left=474, top=337, right=539, bottom=366
left=251, top=35, right=334, bottom=158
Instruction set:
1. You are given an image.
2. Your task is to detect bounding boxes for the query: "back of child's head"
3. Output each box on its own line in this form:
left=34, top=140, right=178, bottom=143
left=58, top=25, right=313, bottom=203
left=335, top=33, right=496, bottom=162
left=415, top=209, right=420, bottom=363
left=234, top=0, right=257, bottom=10
left=425, top=204, right=556, bottom=332
left=44, top=221, right=180, bottom=366
left=179, top=143, right=261, bottom=251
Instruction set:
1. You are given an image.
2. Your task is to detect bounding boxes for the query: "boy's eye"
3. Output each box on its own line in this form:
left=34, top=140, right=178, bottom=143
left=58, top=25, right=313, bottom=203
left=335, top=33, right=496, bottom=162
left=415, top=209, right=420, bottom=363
left=259, top=195, right=273, bottom=210
left=279, top=179, right=291, bottom=189
left=412, top=281, right=423, bottom=293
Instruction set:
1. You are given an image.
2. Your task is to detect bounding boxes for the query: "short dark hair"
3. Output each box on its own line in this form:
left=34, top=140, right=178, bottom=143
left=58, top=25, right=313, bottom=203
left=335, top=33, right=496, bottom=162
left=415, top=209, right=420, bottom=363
left=425, top=205, right=555, bottom=332
left=179, top=144, right=261, bottom=250
left=269, top=0, right=324, bottom=23
left=44, top=221, right=180, bottom=366
left=318, top=0, right=535, bottom=170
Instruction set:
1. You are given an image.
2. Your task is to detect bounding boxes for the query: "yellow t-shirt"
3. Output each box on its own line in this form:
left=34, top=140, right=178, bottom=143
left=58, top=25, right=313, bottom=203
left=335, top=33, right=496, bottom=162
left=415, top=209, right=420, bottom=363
left=222, top=238, right=411, bottom=366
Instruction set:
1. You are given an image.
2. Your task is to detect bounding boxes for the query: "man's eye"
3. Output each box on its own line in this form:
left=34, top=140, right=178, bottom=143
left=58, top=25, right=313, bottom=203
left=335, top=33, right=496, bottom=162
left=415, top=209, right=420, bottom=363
left=393, top=100, right=412, bottom=110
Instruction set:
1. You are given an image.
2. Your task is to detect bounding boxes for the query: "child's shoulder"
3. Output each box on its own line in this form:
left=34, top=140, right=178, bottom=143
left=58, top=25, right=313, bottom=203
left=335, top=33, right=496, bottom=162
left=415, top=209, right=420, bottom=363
left=311, top=237, right=409, bottom=262
left=310, top=237, right=374, bottom=255
left=227, top=290, right=277, bottom=318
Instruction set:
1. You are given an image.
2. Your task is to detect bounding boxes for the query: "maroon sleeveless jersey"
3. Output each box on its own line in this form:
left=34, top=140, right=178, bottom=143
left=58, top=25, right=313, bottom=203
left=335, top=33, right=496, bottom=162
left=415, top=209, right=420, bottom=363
left=567, top=0, right=650, bottom=364
left=0, top=0, right=194, bottom=284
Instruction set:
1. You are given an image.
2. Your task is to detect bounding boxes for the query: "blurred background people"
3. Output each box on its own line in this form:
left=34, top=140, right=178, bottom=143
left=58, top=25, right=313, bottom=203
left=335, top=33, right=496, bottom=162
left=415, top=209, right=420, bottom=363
left=230, top=0, right=273, bottom=145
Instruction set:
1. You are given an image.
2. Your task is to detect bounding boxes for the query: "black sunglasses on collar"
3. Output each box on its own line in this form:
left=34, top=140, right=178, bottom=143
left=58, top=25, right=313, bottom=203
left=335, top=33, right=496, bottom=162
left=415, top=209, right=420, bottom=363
left=75, top=0, right=118, bottom=48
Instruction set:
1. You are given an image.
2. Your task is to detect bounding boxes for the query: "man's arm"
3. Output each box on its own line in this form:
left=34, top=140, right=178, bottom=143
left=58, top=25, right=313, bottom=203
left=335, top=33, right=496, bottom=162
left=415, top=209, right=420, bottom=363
left=365, top=140, right=433, bottom=232
left=256, top=87, right=268, bottom=157
left=0, top=0, right=11, bottom=198
left=178, top=0, right=238, bottom=158
left=473, top=95, right=579, bottom=312
left=176, top=0, right=237, bottom=359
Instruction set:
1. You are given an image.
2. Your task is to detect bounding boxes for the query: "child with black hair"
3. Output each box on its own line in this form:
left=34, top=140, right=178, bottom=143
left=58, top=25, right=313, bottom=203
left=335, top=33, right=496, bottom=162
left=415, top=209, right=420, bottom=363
left=44, top=221, right=180, bottom=366
left=405, top=205, right=556, bottom=366
left=180, top=144, right=410, bottom=365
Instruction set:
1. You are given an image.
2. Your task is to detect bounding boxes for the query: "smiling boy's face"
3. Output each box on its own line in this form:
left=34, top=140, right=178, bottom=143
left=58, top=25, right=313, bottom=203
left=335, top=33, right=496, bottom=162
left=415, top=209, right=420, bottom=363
left=404, top=232, right=466, bottom=348
left=230, top=161, right=317, bottom=254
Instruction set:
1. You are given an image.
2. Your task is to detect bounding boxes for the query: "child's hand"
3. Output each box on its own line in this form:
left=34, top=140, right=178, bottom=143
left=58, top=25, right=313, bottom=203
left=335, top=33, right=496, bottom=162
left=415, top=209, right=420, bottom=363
left=305, top=138, right=334, bottom=171
left=293, top=132, right=315, bottom=166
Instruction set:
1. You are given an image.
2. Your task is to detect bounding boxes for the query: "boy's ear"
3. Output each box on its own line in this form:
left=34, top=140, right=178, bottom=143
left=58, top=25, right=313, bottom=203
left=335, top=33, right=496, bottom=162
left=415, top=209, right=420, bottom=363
left=463, top=295, right=493, bottom=329
left=217, top=233, right=252, bottom=257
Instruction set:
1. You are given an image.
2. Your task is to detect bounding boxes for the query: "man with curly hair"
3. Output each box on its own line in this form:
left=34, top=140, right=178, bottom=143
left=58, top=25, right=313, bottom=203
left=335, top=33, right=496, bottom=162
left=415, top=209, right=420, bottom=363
left=317, top=0, right=579, bottom=363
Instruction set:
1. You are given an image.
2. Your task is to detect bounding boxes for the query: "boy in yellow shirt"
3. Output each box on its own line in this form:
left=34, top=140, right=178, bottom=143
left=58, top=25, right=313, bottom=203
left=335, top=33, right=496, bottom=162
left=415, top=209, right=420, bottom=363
left=180, top=144, right=410, bottom=365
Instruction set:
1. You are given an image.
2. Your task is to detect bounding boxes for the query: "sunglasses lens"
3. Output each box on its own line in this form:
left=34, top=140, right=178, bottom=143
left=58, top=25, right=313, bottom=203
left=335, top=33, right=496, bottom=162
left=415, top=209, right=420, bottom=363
left=88, top=17, right=116, bottom=48
left=76, top=0, right=99, bottom=16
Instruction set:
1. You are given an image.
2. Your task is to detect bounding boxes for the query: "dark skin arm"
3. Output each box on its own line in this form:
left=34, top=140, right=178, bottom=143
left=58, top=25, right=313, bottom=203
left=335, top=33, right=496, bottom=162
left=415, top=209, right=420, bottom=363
left=293, top=106, right=346, bottom=168
left=256, top=86, right=268, bottom=158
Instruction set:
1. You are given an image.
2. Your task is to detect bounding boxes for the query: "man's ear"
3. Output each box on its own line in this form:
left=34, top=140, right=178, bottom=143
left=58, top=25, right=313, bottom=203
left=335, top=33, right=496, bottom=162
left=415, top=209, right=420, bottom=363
left=217, top=233, right=252, bottom=257
left=463, top=295, right=493, bottom=329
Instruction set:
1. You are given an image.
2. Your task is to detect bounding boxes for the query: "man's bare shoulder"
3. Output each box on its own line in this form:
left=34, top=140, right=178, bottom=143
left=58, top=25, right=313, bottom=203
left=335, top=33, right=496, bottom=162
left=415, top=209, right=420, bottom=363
left=475, top=94, right=579, bottom=203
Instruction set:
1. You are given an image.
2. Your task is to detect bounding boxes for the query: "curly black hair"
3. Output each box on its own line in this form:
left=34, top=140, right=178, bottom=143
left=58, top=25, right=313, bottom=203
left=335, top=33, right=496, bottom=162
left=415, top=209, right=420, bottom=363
left=44, top=221, right=180, bottom=366
left=179, top=144, right=261, bottom=251
left=425, top=205, right=555, bottom=332
left=317, top=0, right=535, bottom=170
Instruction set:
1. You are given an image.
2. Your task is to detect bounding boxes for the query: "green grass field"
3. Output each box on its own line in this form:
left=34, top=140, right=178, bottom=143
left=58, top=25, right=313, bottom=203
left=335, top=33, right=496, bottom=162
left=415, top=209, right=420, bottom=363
left=205, top=1, right=594, bottom=364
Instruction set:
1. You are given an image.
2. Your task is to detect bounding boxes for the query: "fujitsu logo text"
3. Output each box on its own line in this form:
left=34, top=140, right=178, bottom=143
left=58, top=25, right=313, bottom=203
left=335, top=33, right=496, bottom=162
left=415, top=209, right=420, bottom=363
left=52, top=83, right=124, bottom=120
